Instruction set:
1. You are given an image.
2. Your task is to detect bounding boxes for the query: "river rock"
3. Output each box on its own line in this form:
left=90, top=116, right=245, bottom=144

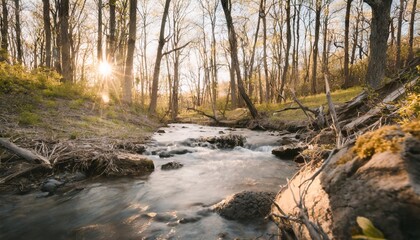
left=272, top=143, right=307, bottom=159
left=104, top=153, right=154, bottom=176
left=202, top=134, right=246, bottom=149
left=41, top=179, right=64, bottom=193
left=169, top=149, right=192, bottom=155
left=157, top=129, right=166, bottom=133
left=161, top=161, right=183, bottom=170
left=158, top=152, right=174, bottom=158
left=213, top=191, right=276, bottom=221
left=116, top=142, right=146, bottom=154
left=271, top=135, right=420, bottom=239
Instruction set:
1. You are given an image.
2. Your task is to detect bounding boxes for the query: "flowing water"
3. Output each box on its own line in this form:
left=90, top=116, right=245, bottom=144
left=0, top=124, right=297, bottom=240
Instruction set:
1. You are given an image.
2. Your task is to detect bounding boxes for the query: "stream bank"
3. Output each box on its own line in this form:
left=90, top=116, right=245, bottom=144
left=0, top=124, right=298, bottom=239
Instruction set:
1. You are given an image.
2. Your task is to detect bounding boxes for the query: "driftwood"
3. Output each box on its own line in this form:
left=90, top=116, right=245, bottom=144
left=0, top=138, right=51, bottom=166
left=324, top=75, right=343, bottom=147
left=187, top=107, right=220, bottom=123
left=270, top=149, right=339, bottom=240
left=290, top=91, right=317, bottom=122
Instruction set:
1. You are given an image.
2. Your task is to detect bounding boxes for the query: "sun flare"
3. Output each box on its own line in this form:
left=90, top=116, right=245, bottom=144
left=101, top=93, right=110, bottom=104
left=98, top=61, right=112, bottom=76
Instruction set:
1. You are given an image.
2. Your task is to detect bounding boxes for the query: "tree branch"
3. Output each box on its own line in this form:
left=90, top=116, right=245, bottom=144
left=162, top=41, right=191, bottom=56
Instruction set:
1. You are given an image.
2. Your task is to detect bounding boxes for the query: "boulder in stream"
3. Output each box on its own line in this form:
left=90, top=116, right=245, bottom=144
left=272, top=143, right=307, bottom=159
left=202, top=134, right=246, bottom=149
left=161, top=161, right=183, bottom=170
left=41, top=178, right=64, bottom=194
left=213, top=191, right=276, bottom=221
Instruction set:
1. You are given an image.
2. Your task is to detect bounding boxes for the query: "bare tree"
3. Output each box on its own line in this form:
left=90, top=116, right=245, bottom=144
left=311, top=0, right=321, bottom=94
left=221, top=0, right=259, bottom=119
left=43, top=0, right=52, bottom=67
left=280, top=0, right=291, bottom=100
left=122, top=0, right=137, bottom=103
left=342, top=0, right=353, bottom=88
left=149, top=0, right=171, bottom=114
left=364, top=0, right=392, bottom=89
left=407, top=0, right=417, bottom=61
left=60, top=0, right=73, bottom=82
left=1, top=0, right=8, bottom=61
left=97, top=0, right=103, bottom=62
left=396, top=0, right=405, bottom=68
left=108, top=0, right=116, bottom=62
left=14, top=0, right=22, bottom=63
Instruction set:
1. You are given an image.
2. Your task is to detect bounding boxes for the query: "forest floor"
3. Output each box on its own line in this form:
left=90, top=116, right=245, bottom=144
left=0, top=65, right=160, bottom=194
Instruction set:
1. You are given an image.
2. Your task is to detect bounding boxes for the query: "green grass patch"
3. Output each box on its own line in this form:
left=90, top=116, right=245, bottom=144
left=43, top=99, right=58, bottom=108
left=18, top=111, right=40, bottom=125
left=69, top=99, right=85, bottom=109
left=261, top=86, right=363, bottom=121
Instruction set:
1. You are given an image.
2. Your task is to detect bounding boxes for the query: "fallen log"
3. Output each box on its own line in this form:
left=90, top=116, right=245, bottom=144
left=0, top=138, right=51, bottom=166
left=187, top=107, right=220, bottom=124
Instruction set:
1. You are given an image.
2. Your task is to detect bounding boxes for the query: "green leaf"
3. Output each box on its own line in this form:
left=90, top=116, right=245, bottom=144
left=356, top=217, right=385, bottom=239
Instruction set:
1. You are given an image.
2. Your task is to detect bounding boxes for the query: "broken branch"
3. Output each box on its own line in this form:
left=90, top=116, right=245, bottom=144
left=0, top=138, right=51, bottom=166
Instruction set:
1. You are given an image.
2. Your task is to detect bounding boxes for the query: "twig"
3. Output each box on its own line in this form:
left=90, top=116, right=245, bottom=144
left=298, top=148, right=338, bottom=188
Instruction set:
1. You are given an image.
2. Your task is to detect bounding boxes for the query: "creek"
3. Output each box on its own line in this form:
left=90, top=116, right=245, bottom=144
left=0, top=124, right=297, bottom=239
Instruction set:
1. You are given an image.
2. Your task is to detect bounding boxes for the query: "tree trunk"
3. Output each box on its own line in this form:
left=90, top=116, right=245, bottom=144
left=364, top=0, right=392, bottom=89
left=343, top=0, right=353, bottom=88
left=280, top=0, right=291, bottom=100
left=262, top=0, right=269, bottom=102
left=221, top=0, right=259, bottom=119
left=171, top=53, right=179, bottom=121
left=149, top=0, right=171, bottom=114
left=408, top=0, right=417, bottom=61
left=1, top=0, right=8, bottom=62
left=14, top=0, right=22, bottom=63
left=396, top=0, right=404, bottom=69
left=311, top=0, right=321, bottom=94
left=109, top=0, right=116, bottom=62
left=60, top=0, right=73, bottom=82
left=229, top=55, right=237, bottom=108
left=43, top=0, right=52, bottom=67
left=97, top=0, right=102, bottom=62
left=351, top=0, right=362, bottom=65
left=247, top=0, right=263, bottom=98
left=122, top=0, right=137, bottom=104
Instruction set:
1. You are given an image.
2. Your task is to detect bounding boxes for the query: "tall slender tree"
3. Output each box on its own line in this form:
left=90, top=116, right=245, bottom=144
left=311, top=0, right=321, bottom=94
left=280, top=0, right=291, bottom=100
left=221, top=0, right=259, bottom=119
left=364, top=0, right=392, bottom=89
left=407, top=0, right=417, bottom=61
left=1, top=0, right=8, bottom=62
left=342, top=0, right=353, bottom=88
left=97, top=0, right=102, bottom=62
left=396, top=0, right=405, bottom=68
left=122, top=0, right=137, bottom=103
left=14, top=0, right=22, bottom=63
left=109, top=0, right=116, bottom=63
left=43, top=0, right=52, bottom=67
left=60, top=0, right=73, bottom=82
left=149, top=0, right=171, bottom=114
